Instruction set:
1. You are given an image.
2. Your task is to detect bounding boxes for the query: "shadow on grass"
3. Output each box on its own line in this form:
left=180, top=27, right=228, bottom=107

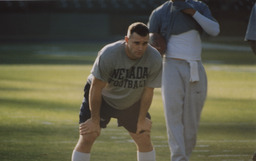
left=202, top=49, right=256, bottom=65
left=0, top=43, right=256, bottom=65
left=199, top=123, right=256, bottom=139
left=0, top=42, right=102, bottom=65
left=0, top=97, right=80, bottom=112
left=206, top=97, right=256, bottom=108
left=0, top=123, right=77, bottom=161
left=0, top=53, right=96, bottom=65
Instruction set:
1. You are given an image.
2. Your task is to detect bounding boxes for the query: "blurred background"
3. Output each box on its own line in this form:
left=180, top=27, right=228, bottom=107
left=0, top=0, right=255, bottom=43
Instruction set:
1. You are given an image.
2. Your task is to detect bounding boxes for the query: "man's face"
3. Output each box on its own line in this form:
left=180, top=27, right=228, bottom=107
left=125, top=32, right=149, bottom=60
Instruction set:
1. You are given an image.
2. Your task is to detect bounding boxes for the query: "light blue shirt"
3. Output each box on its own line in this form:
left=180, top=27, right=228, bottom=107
left=148, top=0, right=217, bottom=42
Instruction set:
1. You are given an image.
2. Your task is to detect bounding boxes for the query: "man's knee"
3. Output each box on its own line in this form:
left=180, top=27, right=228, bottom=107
left=132, top=131, right=152, bottom=148
left=139, top=131, right=152, bottom=145
left=75, top=133, right=99, bottom=153
left=80, top=132, right=99, bottom=145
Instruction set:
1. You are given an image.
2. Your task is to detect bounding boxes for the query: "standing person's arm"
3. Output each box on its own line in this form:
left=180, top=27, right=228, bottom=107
left=245, top=4, right=256, bottom=55
left=136, top=87, right=154, bottom=134
left=181, top=7, right=220, bottom=36
left=174, top=1, right=219, bottom=36
left=249, top=40, right=256, bottom=55
left=79, top=77, right=106, bottom=136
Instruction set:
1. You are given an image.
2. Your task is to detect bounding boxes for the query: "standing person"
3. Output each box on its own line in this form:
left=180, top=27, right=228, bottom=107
left=245, top=3, right=256, bottom=160
left=148, top=0, right=220, bottom=161
left=245, top=2, right=256, bottom=55
left=71, top=22, right=162, bottom=161
left=245, top=2, right=256, bottom=161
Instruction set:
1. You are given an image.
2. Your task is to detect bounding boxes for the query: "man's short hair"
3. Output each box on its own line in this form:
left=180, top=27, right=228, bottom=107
left=127, top=22, right=149, bottom=38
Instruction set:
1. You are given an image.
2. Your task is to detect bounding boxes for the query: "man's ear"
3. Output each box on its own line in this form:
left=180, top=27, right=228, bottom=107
left=125, top=36, right=129, bottom=43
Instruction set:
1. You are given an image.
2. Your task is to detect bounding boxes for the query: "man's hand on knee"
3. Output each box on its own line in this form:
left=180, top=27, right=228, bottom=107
left=136, top=118, right=152, bottom=135
left=79, top=119, right=100, bottom=136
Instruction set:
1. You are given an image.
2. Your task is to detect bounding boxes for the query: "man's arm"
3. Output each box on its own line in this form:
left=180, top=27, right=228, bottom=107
left=136, top=87, right=154, bottom=134
left=89, top=77, right=106, bottom=123
left=79, top=76, right=106, bottom=135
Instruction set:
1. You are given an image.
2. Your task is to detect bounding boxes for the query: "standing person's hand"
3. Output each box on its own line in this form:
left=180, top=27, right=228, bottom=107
left=172, top=0, right=196, bottom=16
left=181, top=8, right=196, bottom=16
left=249, top=40, right=256, bottom=55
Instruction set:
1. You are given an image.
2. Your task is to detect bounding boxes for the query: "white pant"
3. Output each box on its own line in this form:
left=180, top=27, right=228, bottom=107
left=162, top=58, right=207, bottom=161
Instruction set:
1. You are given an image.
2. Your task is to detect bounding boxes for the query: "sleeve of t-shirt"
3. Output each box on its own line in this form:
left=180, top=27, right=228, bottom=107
left=90, top=51, right=111, bottom=82
left=145, top=53, right=162, bottom=88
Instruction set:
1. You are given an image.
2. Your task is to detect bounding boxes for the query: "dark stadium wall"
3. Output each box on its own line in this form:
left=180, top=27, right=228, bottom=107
left=0, top=0, right=254, bottom=42
left=0, top=13, right=110, bottom=42
left=0, top=11, right=252, bottom=42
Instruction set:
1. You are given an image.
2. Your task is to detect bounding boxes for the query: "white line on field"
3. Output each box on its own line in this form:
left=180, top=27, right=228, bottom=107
left=209, top=154, right=250, bottom=157
left=154, top=145, right=169, bottom=148
left=221, top=160, right=245, bottom=161
left=193, top=150, right=210, bottom=152
left=196, top=144, right=210, bottom=148
left=198, top=140, right=256, bottom=143
left=202, top=43, right=251, bottom=52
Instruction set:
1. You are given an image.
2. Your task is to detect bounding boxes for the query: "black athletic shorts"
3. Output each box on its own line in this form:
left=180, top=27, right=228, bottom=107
left=79, top=82, right=151, bottom=133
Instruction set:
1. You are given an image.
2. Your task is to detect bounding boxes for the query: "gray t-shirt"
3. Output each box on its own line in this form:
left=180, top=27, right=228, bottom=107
left=89, top=40, right=162, bottom=110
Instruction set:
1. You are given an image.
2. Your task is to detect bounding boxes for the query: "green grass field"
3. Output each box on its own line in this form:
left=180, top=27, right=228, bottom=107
left=0, top=42, right=255, bottom=161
